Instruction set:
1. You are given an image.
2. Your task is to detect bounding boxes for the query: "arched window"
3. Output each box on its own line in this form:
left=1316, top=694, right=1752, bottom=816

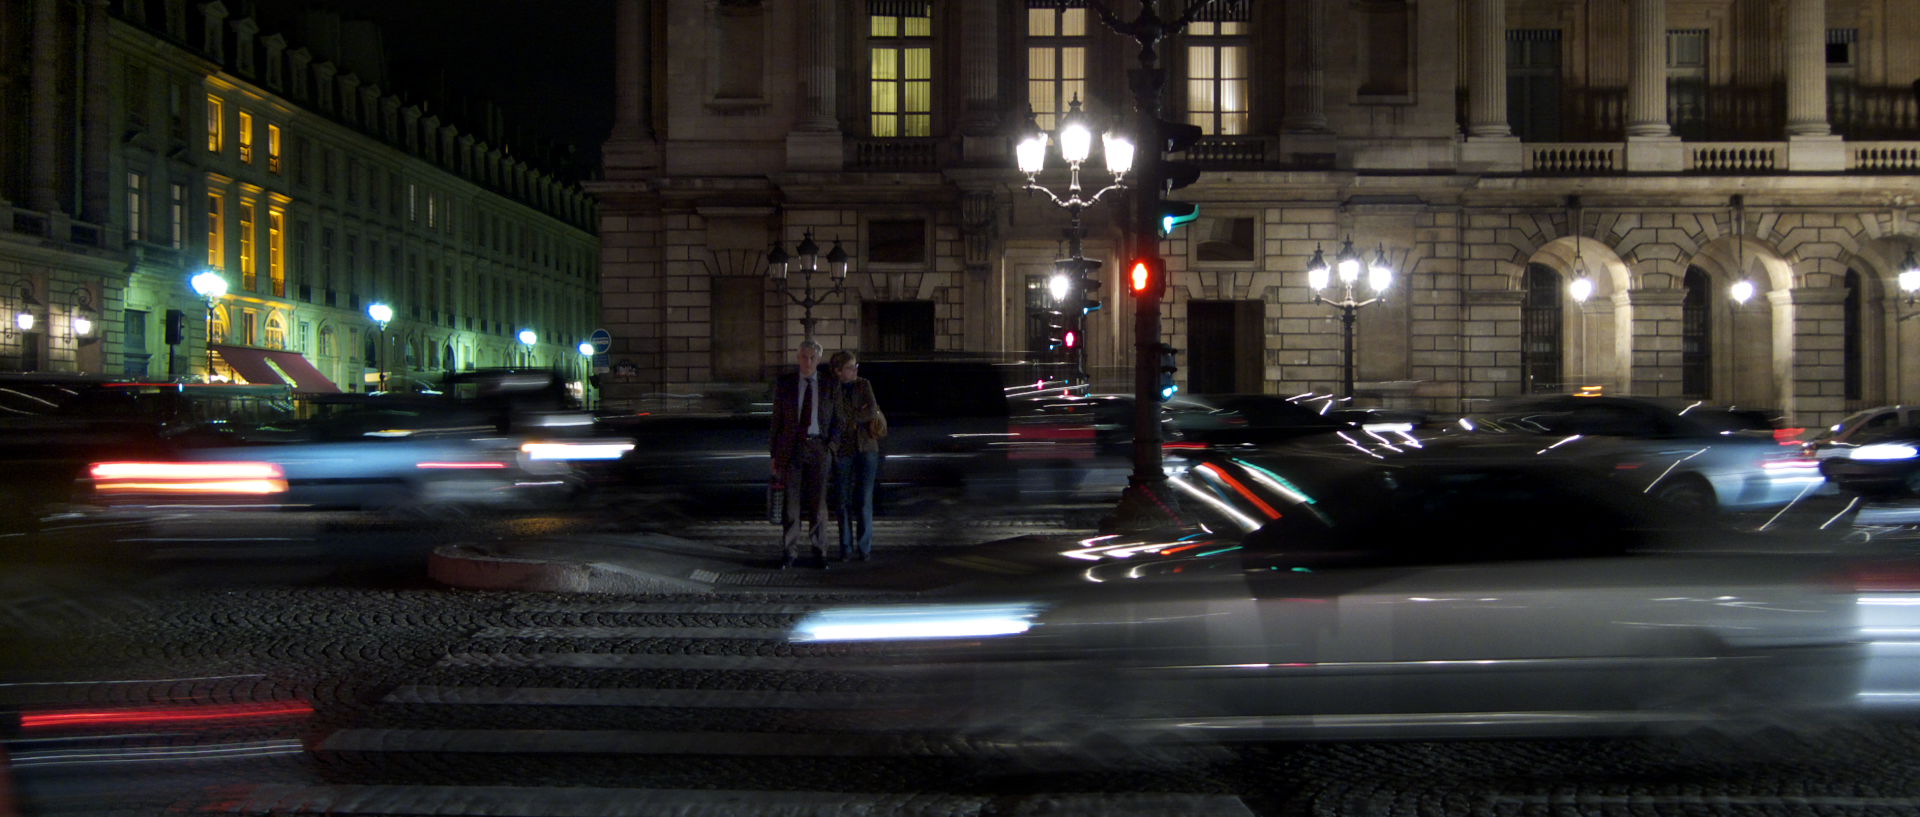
left=1682, top=266, right=1711, bottom=398
left=1845, top=269, right=1863, bottom=401
left=318, top=326, right=336, bottom=357
left=209, top=305, right=230, bottom=344
left=1521, top=263, right=1562, bottom=394
left=265, top=313, right=287, bottom=349
left=405, top=338, right=419, bottom=369
left=443, top=343, right=455, bottom=371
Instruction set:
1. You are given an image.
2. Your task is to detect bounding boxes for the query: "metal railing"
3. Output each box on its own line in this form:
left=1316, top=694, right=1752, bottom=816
left=846, top=138, right=941, bottom=171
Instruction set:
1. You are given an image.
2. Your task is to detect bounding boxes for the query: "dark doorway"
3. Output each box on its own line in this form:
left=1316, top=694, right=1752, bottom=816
left=1682, top=266, right=1711, bottom=398
left=1186, top=300, right=1263, bottom=394
left=1521, top=263, right=1563, bottom=394
left=862, top=300, right=936, bottom=355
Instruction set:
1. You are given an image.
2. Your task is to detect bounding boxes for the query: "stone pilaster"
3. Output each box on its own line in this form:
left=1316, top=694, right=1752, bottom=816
left=1785, top=0, right=1829, bottom=136
left=958, top=0, right=998, bottom=134
left=1459, top=0, right=1519, bottom=172
left=1282, top=0, right=1328, bottom=133
left=82, top=0, right=112, bottom=227
left=1772, top=286, right=1848, bottom=426
left=29, top=0, right=62, bottom=214
left=787, top=0, right=843, bottom=170
left=1626, top=0, right=1668, bottom=137
left=1620, top=288, right=1685, bottom=396
left=604, top=0, right=661, bottom=174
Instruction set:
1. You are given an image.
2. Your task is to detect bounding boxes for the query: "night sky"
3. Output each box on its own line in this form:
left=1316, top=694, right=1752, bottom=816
left=249, top=0, right=616, bottom=180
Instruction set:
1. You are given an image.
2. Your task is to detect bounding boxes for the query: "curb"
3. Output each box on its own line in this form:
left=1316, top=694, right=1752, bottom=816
left=428, top=544, right=716, bottom=594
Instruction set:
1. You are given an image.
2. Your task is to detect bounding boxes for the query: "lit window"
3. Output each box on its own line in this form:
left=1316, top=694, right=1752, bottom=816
left=268, top=208, right=286, bottom=297
left=169, top=183, right=185, bottom=249
left=868, top=3, right=933, bottom=138
left=126, top=171, right=145, bottom=242
left=206, top=95, right=224, bottom=153
left=428, top=191, right=437, bottom=229
left=1185, top=14, right=1250, bottom=135
left=207, top=191, right=225, bottom=269
left=238, top=111, right=254, bottom=163
left=1026, top=4, right=1088, bottom=132
left=238, top=200, right=257, bottom=290
left=266, top=313, right=286, bottom=349
left=267, top=124, right=281, bottom=173
left=408, top=183, right=417, bottom=222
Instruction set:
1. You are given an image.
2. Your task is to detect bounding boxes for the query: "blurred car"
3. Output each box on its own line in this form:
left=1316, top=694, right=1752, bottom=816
left=0, top=376, right=298, bottom=531
left=1804, top=405, right=1920, bottom=460
left=792, top=441, right=1869, bottom=743
left=1464, top=394, right=1821, bottom=511
left=86, top=371, right=631, bottom=514
left=1818, top=421, right=1920, bottom=497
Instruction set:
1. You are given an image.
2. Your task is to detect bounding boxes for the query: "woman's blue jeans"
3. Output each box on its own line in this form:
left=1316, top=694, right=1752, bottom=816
left=834, top=451, right=879, bottom=558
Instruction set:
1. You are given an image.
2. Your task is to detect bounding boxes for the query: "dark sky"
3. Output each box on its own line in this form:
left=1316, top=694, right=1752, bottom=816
left=250, top=1, right=616, bottom=180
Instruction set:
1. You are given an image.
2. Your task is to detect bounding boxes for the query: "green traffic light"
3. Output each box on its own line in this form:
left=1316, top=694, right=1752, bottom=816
left=1160, top=202, right=1200, bottom=235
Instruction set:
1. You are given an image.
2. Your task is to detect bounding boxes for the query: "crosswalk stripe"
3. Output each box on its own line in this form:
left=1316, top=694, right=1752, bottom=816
left=195, top=784, right=1255, bottom=817
left=382, top=685, right=930, bottom=709
left=317, top=727, right=1046, bottom=757
left=472, top=626, right=782, bottom=640
left=507, top=602, right=827, bottom=615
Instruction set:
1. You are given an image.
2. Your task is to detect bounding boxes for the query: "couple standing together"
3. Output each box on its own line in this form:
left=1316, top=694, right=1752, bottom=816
left=770, top=340, right=883, bottom=570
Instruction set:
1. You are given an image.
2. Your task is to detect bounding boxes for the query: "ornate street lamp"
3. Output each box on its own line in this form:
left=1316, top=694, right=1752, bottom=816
left=190, top=270, right=228, bottom=381
left=367, top=302, right=393, bottom=391
left=766, top=230, right=851, bottom=340
left=1018, top=97, right=1132, bottom=377
left=1307, top=237, right=1393, bottom=399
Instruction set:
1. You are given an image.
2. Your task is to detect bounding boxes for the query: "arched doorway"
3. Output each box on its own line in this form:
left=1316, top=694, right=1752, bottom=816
left=1522, top=264, right=1563, bottom=393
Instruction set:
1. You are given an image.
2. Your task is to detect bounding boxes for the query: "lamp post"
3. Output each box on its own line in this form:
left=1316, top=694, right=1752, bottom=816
left=518, top=328, right=537, bottom=367
left=1306, top=237, right=1393, bottom=399
left=1569, top=241, right=1593, bottom=387
left=1018, top=97, right=1131, bottom=378
left=189, top=270, right=227, bottom=381
left=1899, top=248, right=1920, bottom=305
left=367, top=302, right=393, bottom=391
left=766, top=231, right=850, bottom=340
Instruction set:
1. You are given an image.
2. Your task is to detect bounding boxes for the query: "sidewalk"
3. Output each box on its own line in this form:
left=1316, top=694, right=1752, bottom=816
left=428, top=517, right=1100, bottom=595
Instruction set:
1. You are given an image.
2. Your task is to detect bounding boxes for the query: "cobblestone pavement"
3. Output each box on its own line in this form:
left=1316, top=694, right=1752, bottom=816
left=7, top=503, right=1920, bottom=815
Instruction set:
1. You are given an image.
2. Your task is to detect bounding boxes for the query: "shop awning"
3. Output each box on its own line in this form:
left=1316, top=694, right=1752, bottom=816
left=211, top=345, right=285, bottom=387
left=261, top=350, right=342, bottom=394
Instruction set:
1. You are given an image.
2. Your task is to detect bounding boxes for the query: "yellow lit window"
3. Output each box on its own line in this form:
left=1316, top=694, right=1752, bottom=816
left=1186, top=18, right=1250, bottom=135
left=207, top=191, right=225, bottom=269
left=206, top=95, right=224, bottom=153
left=238, top=111, right=254, bottom=163
left=868, top=6, right=932, bottom=138
left=1027, top=5, right=1088, bottom=132
left=268, top=207, right=286, bottom=297
left=239, top=200, right=257, bottom=290
left=267, top=124, right=281, bottom=173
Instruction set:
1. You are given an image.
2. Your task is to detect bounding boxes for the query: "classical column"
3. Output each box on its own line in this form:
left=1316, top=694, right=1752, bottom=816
left=1785, top=0, right=1830, bottom=136
left=609, top=0, right=654, bottom=141
left=1626, top=0, right=1670, bottom=137
left=1282, top=0, right=1328, bottom=132
left=82, top=0, right=112, bottom=226
left=1463, top=0, right=1508, bottom=137
left=798, top=0, right=839, bottom=131
left=959, top=0, right=998, bottom=134
left=29, top=0, right=62, bottom=214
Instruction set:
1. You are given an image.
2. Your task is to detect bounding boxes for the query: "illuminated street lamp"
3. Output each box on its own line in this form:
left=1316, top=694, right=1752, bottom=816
left=1307, top=237, right=1394, bottom=399
left=578, top=341, right=594, bottom=357
left=518, top=329, right=536, bottom=367
left=1900, top=248, right=1920, bottom=306
left=766, top=230, right=851, bottom=339
left=367, top=302, right=393, bottom=391
left=190, top=270, right=228, bottom=380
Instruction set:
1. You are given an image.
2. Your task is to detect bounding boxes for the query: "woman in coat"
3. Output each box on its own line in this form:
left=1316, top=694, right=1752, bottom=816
left=828, top=350, right=881, bottom=561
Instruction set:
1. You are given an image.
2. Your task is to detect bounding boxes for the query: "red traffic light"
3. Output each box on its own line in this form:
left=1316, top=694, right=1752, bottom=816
left=1063, top=330, right=1078, bottom=348
left=1121, top=260, right=1152, bottom=295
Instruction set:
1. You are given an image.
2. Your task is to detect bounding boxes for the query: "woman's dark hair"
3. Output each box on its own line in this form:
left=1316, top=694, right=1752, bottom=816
left=829, top=351, right=857, bottom=370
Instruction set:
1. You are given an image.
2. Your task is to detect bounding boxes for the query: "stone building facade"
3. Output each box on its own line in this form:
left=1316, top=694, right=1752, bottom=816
left=595, top=0, right=1920, bottom=426
left=0, top=0, right=598, bottom=393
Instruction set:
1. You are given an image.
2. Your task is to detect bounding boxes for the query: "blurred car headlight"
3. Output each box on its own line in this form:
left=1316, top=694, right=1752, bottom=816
left=519, top=441, right=636, bottom=461
left=1851, top=444, right=1920, bottom=461
left=791, top=602, right=1045, bottom=643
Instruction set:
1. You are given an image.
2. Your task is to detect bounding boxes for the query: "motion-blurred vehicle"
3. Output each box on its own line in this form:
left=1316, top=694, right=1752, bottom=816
left=1464, top=394, right=1821, bottom=511
left=1804, top=405, right=1919, bottom=460
left=1818, top=421, right=1920, bottom=497
left=793, top=440, right=1869, bottom=743
left=86, top=370, right=629, bottom=514
left=0, top=376, right=297, bottom=530
left=600, top=358, right=1098, bottom=509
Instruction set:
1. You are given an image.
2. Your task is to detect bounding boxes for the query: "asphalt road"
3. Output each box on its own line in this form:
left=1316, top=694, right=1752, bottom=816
left=6, top=495, right=1920, bottom=816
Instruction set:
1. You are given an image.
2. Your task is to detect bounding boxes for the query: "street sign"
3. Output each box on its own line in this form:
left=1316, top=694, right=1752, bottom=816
left=588, top=328, right=613, bottom=354
left=591, top=353, right=610, bottom=374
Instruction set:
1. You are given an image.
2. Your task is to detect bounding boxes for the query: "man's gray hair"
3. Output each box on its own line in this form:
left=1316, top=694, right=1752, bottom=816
left=798, top=339, right=823, bottom=354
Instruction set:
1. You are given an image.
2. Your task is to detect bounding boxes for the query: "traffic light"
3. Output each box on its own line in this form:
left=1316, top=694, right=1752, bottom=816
left=1157, top=120, right=1204, bottom=193
left=1063, top=329, right=1078, bottom=349
left=1041, top=308, right=1070, bottom=351
left=1160, top=200, right=1199, bottom=235
left=1157, top=344, right=1179, bottom=402
left=1056, top=256, right=1102, bottom=315
left=1127, top=258, right=1163, bottom=297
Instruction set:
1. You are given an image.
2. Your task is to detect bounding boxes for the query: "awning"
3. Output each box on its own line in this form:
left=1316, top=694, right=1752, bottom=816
left=209, top=345, right=342, bottom=394
left=211, top=345, right=285, bottom=387
left=261, top=350, right=341, bottom=394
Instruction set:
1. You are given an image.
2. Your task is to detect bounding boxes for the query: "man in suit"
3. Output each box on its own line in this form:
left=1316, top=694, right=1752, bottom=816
left=770, top=339, right=838, bottom=569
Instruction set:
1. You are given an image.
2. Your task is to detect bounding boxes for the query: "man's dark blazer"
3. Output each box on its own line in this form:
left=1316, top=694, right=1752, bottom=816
left=770, top=368, right=840, bottom=475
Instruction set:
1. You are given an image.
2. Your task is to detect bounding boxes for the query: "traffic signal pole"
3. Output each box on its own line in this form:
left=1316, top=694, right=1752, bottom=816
left=1087, top=0, right=1219, bottom=530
